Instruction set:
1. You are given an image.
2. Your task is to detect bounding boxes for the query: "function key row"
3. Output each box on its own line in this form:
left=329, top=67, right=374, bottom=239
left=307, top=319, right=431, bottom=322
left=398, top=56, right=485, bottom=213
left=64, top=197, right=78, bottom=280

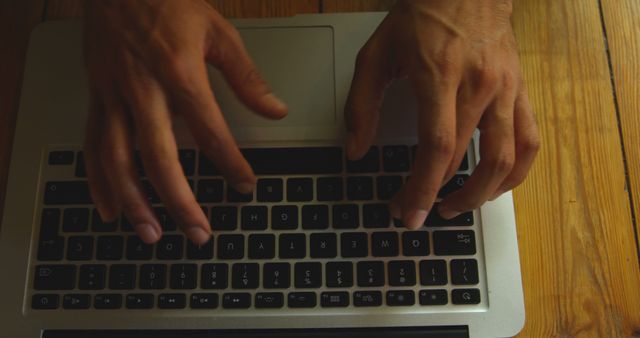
left=32, top=288, right=480, bottom=310
left=33, top=259, right=479, bottom=292
left=38, top=230, right=476, bottom=262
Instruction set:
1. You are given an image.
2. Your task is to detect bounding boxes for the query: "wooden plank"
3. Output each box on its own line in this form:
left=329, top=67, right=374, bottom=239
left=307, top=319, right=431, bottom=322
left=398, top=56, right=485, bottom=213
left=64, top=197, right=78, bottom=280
left=0, top=0, right=46, bottom=225
left=45, top=0, right=319, bottom=19
left=323, top=0, right=395, bottom=12
left=511, top=0, right=640, bottom=336
left=325, top=0, right=640, bottom=336
left=601, top=0, right=640, bottom=250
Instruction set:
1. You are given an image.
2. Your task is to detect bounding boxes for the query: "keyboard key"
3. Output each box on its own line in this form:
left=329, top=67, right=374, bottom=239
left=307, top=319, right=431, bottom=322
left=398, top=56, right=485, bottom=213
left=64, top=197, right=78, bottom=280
left=419, top=289, right=448, bottom=305
left=126, top=236, right=153, bottom=260
left=257, top=178, right=283, bottom=202
left=310, top=233, right=337, bottom=258
left=63, top=294, right=90, bottom=309
left=34, top=265, right=76, bottom=290
left=40, top=208, right=60, bottom=239
left=109, top=264, right=136, bottom=290
left=141, top=180, right=161, bottom=203
left=363, top=203, right=390, bottom=228
left=433, top=230, right=476, bottom=255
left=438, top=175, right=469, bottom=197
left=197, top=179, right=224, bottom=203
left=201, top=263, right=228, bottom=289
left=419, top=260, right=448, bottom=286
left=227, top=186, right=253, bottom=203
left=198, top=152, right=220, bottom=176
left=159, top=293, right=186, bottom=309
left=79, top=264, right=106, bottom=290
left=357, top=261, right=384, bottom=287
left=121, top=217, right=134, bottom=232
left=223, top=293, right=251, bottom=309
left=139, top=264, right=167, bottom=289
left=382, top=145, right=410, bottom=172
left=346, top=146, right=379, bottom=173
left=263, top=263, right=291, bottom=289
left=62, top=208, right=89, bottom=232
left=151, top=207, right=176, bottom=231
left=44, top=181, right=91, bottom=205
left=332, top=204, right=359, bottom=229
left=425, top=205, right=474, bottom=227
left=386, top=290, right=415, bottom=306
left=187, top=237, right=214, bottom=260
left=452, top=289, right=481, bottom=305
left=126, top=293, right=154, bottom=309
left=156, top=235, right=184, bottom=260
left=241, top=206, right=268, bottom=230
left=91, top=209, right=118, bottom=232
left=301, top=205, right=328, bottom=229
left=450, top=259, right=479, bottom=285
left=459, top=153, right=469, bottom=171
left=217, top=235, right=244, bottom=259
left=248, top=234, right=275, bottom=259
left=271, top=205, right=298, bottom=230
left=321, top=292, right=349, bottom=307
left=371, top=232, right=399, bottom=257
left=288, top=292, right=316, bottom=308
left=49, top=151, right=74, bottom=165
left=32, top=294, right=58, bottom=309
left=353, top=291, right=382, bottom=307
left=179, top=149, right=196, bottom=176
left=255, top=292, right=284, bottom=308
left=346, top=176, right=373, bottom=200
left=170, top=264, right=197, bottom=289
left=75, top=152, right=86, bottom=177
left=211, top=206, right=237, bottom=230
left=279, top=234, right=306, bottom=259
left=242, top=147, right=342, bottom=175
left=316, top=177, right=343, bottom=201
left=287, top=178, right=313, bottom=202
left=37, top=236, right=64, bottom=261
left=65, top=236, right=92, bottom=261
left=232, top=263, right=259, bottom=289
left=377, top=175, right=403, bottom=200
left=294, top=262, right=322, bottom=288
left=326, top=261, right=353, bottom=288
left=94, top=294, right=122, bottom=309
left=190, top=293, right=218, bottom=309
left=388, top=260, right=416, bottom=286
left=402, top=231, right=430, bottom=256
left=340, top=232, right=368, bottom=258
left=96, top=236, right=123, bottom=260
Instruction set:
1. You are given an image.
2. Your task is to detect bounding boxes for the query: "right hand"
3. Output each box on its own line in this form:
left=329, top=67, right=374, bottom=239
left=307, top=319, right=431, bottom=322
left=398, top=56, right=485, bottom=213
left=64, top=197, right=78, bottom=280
left=83, top=0, right=287, bottom=245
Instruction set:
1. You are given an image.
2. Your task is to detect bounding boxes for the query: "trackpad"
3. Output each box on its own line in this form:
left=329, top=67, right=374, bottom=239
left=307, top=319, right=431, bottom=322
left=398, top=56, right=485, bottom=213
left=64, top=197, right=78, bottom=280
left=209, top=27, right=336, bottom=128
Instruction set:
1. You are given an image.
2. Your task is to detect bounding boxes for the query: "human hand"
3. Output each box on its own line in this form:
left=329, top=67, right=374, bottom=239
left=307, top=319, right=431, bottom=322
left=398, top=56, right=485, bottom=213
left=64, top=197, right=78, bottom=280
left=83, top=0, right=287, bottom=244
left=345, top=0, right=539, bottom=229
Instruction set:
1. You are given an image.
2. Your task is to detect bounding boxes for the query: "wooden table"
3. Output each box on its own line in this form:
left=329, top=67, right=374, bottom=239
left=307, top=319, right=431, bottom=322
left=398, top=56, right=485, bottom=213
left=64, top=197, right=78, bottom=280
left=1, top=0, right=639, bottom=336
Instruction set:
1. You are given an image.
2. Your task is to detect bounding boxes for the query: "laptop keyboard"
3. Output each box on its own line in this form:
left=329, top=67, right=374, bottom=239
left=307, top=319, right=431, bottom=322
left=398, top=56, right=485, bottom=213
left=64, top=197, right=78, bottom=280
left=30, top=145, right=484, bottom=312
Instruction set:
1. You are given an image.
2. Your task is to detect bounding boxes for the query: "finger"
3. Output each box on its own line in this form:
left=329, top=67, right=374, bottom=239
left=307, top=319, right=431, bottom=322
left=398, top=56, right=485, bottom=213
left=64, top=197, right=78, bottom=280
left=344, top=38, right=392, bottom=160
left=439, top=87, right=517, bottom=219
left=393, top=77, right=458, bottom=230
left=99, top=90, right=162, bottom=244
left=490, top=89, right=540, bottom=199
left=164, top=57, right=257, bottom=193
left=84, top=90, right=119, bottom=221
left=205, top=19, right=287, bottom=119
left=124, top=74, right=212, bottom=246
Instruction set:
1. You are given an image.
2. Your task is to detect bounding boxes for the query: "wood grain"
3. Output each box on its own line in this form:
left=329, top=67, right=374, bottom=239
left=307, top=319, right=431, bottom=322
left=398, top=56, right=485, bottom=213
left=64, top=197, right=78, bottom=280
left=323, top=0, right=395, bottom=12
left=44, top=0, right=319, bottom=19
left=600, top=0, right=640, bottom=249
left=0, top=0, right=46, bottom=225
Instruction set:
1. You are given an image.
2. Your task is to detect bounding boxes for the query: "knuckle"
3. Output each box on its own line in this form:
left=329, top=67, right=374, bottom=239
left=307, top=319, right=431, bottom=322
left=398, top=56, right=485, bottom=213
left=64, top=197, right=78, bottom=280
left=164, top=54, right=200, bottom=93
left=425, top=131, right=456, bottom=158
left=489, top=150, right=515, bottom=175
left=102, top=146, right=131, bottom=168
left=520, top=132, right=541, bottom=154
left=474, top=64, right=499, bottom=88
left=501, top=71, right=518, bottom=92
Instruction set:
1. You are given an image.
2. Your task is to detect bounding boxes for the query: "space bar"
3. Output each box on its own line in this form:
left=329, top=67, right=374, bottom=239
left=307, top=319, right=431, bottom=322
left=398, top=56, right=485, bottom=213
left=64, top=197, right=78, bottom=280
left=241, top=147, right=343, bottom=175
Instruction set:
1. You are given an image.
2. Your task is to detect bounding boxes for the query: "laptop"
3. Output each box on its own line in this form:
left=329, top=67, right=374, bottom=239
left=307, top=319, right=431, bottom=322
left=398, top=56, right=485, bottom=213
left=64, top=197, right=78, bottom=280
left=0, top=12, right=525, bottom=338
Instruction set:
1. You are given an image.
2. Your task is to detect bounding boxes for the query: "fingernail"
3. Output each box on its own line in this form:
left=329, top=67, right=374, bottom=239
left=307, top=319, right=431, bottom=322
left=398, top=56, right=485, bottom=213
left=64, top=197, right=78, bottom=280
left=185, top=227, right=211, bottom=245
left=438, top=205, right=460, bottom=220
left=136, top=223, right=160, bottom=243
left=235, top=182, right=255, bottom=194
left=265, top=93, right=287, bottom=113
left=404, top=209, right=428, bottom=229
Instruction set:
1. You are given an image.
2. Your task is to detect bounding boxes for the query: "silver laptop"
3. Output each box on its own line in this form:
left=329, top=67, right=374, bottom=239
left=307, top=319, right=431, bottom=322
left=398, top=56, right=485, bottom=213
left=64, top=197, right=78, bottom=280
left=0, top=13, right=524, bottom=338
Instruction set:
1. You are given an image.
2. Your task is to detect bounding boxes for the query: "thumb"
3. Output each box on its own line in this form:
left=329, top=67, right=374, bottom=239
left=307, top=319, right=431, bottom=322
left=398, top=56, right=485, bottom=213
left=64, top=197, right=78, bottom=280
left=206, top=23, right=288, bottom=119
